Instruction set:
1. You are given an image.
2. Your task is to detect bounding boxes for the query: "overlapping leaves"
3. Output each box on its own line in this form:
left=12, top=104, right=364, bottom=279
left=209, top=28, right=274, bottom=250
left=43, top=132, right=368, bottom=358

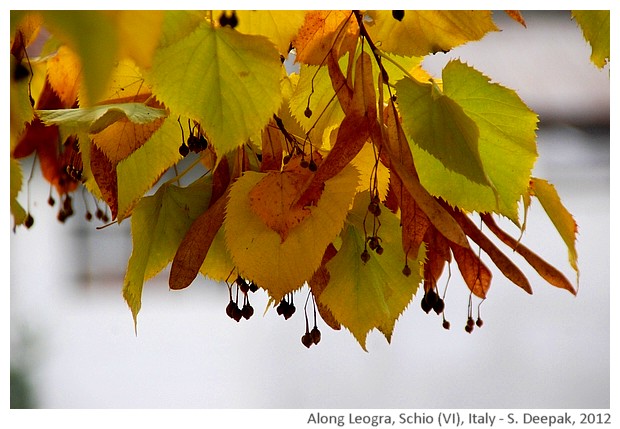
left=9, top=10, right=589, bottom=350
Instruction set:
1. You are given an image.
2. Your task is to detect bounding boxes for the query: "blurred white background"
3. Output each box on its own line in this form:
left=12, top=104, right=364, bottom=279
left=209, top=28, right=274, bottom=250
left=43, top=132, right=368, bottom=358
left=8, top=10, right=611, bottom=412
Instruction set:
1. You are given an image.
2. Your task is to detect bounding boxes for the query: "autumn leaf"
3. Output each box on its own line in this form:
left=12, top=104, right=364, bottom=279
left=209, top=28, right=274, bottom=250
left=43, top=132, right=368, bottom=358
left=46, top=45, right=81, bottom=107
left=10, top=158, right=27, bottom=226
left=293, top=10, right=358, bottom=65
left=124, top=176, right=213, bottom=327
left=224, top=163, right=359, bottom=304
left=482, top=213, right=577, bottom=295
left=408, top=60, right=538, bottom=222
left=235, top=10, right=306, bottom=55
left=319, top=192, right=425, bottom=350
left=572, top=10, right=610, bottom=68
left=37, top=11, right=119, bottom=105
left=148, top=22, right=283, bottom=156
left=37, top=102, right=167, bottom=137
left=249, top=156, right=315, bottom=242
left=449, top=241, right=492, bottom=299
left=529, top=178, right=579, bottom=275
left=366, top=10, right=498, bottom=57
left=395, top=75, right=492, bottom=189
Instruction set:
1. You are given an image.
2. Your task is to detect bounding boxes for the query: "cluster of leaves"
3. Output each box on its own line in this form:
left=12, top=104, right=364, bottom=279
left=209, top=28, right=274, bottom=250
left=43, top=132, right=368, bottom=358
left=10, top=10, right=608, bottom=350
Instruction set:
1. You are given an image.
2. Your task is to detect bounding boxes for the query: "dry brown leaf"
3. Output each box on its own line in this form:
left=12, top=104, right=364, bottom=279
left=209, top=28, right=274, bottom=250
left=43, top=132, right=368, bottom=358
left=482, top=213, right=577, bottom=295
left=169, top=194, right=227, bottom=290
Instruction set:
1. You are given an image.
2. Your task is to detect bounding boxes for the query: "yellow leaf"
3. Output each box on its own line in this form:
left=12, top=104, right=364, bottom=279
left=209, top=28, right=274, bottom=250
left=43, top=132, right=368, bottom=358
left=366, top=10, right=498, bottom=57
left=236, top=10, right=306, bottom=55
left=293, top=10, right=358, bottom=65
left=112, top=10, right=164, bottom=69
left=47, top=46, right=81, bottom=106
left=224, top=163, right=359, bottom=303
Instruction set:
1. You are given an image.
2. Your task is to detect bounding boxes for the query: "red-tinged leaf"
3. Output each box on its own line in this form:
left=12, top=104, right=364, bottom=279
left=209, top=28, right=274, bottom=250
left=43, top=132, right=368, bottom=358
left=90, top=143, right=118, bottom=220
left=449, top=241, right=492, bottom=299
left=449, top=207, right=532, bottom=294
left=169, top=193, right=227, bottom=290
left=481, top=213, right=577, bottom=295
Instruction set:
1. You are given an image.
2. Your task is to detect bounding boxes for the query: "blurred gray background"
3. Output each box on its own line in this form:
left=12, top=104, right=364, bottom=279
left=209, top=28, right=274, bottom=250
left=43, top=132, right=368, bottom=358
left=10, top=11, right=610, bottom=409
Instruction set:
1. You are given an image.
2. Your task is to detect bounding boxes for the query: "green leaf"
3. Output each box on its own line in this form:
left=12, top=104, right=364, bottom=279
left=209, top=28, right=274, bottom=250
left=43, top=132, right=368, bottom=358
left=36, top=103, right=168, bottom=134
left=320, top=192, right=425, bottom=350
left=530, top=178, right=579, bottom=275
left=123, top=175, right=212, bottom=328
left=116, top=117, right=183, bottom=221
left=10, top=158, right=27, bottom=225
left=39, top=11, right=118, bottom=104
left=224, top=163, right=359, bottom=304
left=572, top=10, right=610, bottom=68
left=148, top=22, right=283, bottom=156
left=395, top=75, right=492, bottom=188
left=410, top=60, right=538, bottom=222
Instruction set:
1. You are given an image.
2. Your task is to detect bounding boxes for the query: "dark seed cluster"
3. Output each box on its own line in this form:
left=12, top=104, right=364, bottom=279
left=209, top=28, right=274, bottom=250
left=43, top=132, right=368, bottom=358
left=219, top=11, right=239, bottom=29
left=225, top=275, right=258, bottom=322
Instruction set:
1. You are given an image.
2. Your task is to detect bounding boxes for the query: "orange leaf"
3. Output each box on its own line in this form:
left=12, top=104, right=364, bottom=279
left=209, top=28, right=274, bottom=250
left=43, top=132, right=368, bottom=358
left=90, top=97, right=165, bottom=165
left=482, top=213, right=576, bottom=295
left=90, top=143, right=118, bottom=219
left=504, top=11, right=527, bottom=27
left=249, top=156, right=314, bottom=242
left=294, top=10, right=358, bottom=65
left=169, top=193, right=227, bottom=290
left=449, top=241, right=492, bottom=299
left=47, top=46, right=82, bottom=107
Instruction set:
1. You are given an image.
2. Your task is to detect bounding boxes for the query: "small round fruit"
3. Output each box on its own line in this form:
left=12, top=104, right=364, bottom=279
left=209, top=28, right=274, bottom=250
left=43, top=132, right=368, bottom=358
left=375, top=245, right=384, bottom=255
left=308, top=159, right=317, bottom=172
left=310, top=326, right=321, bottom=345
left=442, top=320, right=451, bottom=330
left=284, top=303, right=296, bottom=320
left=300, top=159, right=309, bottom=169
left=433, top=297, right=445, bottom=315
left=47, top=196, right=55, bottom=206
left=226, top=300, right=237, bottom=319
left=420, top=296, right=432, bottom=314
left=242, top=303, right=254, bottom=320
left=179, top=143, right=189, bottom=157
left=402, top=264, right=412, bottom=277
left=424, top=289, right=438, bottom=308
left=301, top=332, right=313, bottom=348
left=24, top=213, right=34, bottom=229
left=360, top=249, right=370, bottom=263
left=304, top=107, right=313, bottom=118
left=467, top=316, right=475, bottom=328
left=476, top=318, right=484, bottom=328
